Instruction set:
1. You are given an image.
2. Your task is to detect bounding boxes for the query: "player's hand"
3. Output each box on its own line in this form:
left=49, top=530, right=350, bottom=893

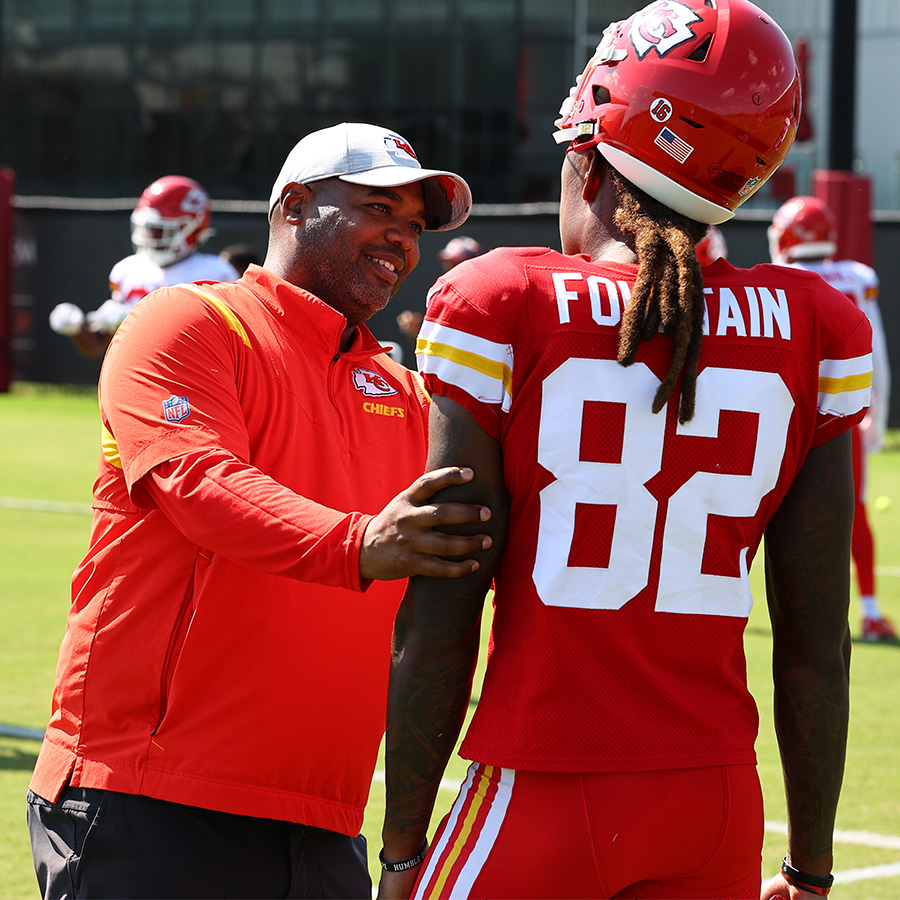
left=49, top=303, right=85, bottom=336
left=377, top=868, right=422, bottom=900
left=86, top=298, right=130, bottom=334
left=360, top=466, right=491, bottom=581
left=760, top=872, right=823, bottom=900
left=860, top=413, right=884, bottom=452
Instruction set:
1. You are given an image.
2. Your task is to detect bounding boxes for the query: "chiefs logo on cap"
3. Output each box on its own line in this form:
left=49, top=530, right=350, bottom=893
left=384, top=135, right=419, bottom=164
left=352, top=367, right=399, bottom=398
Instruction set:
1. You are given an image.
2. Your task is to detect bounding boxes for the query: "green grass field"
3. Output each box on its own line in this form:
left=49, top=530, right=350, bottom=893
left=2, top=383, right=899, bottom=898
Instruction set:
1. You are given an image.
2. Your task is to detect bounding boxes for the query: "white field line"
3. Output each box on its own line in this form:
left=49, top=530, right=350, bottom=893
left=371, top=769, right=460, bottom=796
left=7, top=491, right=900, bottom=882
left=833, top=862, right=900, bottom=884
left=765, top=819, right=900, bottom=850
left=0, top=757, right=891, bottom=883
left=372, top=784, right=900, bottom=886
left=0, top=496, right=92, bottom=515
left=6, top=495, right=900, bottom=580
left=0, top=723, right=45, bottom=741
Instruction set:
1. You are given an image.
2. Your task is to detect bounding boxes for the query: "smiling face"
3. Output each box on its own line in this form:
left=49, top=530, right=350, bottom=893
left=281, top=178, right=426, bottom=328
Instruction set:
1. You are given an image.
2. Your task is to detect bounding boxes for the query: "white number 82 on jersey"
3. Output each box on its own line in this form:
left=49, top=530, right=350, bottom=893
left=534, top=359, right=794, bottom=617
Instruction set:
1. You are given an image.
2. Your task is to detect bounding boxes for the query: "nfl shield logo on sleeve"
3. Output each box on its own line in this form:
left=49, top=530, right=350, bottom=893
left=163, top=394, right=191, bottom=423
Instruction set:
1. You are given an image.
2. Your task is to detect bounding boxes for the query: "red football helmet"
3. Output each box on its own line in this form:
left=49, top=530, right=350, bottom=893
left=767, top=195, right=837, bottom=264
left=695, top=224, right=728, bottom=266
left=554, top=0, right=801, bottom=224
left=437, top=236, right=482, bottom=270
left=131, top=175, right=212, bottom=267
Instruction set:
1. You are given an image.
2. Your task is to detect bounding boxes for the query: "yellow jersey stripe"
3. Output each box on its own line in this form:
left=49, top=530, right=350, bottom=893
left=101, top=423, right=123, bottom=469
left=417, top=337, right=513, bottom=399
left=818, top=371, right=873, bottom=394
left=184, top=285, right=251, bottom=347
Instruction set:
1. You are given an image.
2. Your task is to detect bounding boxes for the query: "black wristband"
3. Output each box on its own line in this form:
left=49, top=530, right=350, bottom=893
left=781, top=857, right=834, bottom=895
left=379, top=841, right=429, bottom=872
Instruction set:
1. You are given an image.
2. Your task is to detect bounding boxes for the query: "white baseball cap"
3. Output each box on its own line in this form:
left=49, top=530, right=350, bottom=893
left=269, top=122, right=472, bottom=231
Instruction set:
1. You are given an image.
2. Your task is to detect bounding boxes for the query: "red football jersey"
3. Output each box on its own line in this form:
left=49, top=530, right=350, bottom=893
left=418, top=248, right=872, bottom=773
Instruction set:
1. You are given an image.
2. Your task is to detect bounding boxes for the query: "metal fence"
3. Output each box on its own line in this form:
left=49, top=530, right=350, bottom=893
left=11, top=199, right=900, bottom=427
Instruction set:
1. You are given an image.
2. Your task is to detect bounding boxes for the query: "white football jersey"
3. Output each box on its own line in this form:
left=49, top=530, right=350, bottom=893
left=109, top=251, right=240, bottom=309
left=790, top=258, right=890, bottom=449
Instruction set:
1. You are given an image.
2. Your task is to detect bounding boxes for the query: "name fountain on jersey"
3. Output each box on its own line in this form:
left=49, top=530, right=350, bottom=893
left=551, top=270, right=792, bottom=339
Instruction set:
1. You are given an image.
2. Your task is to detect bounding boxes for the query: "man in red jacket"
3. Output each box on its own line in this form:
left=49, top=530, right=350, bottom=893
left=27, top=122, right=489, bottom=900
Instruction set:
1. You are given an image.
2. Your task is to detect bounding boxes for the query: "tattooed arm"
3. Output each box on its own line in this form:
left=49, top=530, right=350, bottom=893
left=761, top=431, right=852, bottom=899
left=379, top=395, right=509, bottom=900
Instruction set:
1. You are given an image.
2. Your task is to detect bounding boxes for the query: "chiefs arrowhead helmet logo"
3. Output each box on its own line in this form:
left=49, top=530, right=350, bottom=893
left=630, top=0, right=702, bottom=60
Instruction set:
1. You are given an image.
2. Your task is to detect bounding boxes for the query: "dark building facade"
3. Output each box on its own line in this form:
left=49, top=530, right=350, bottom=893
left=1, top=0, right=642, bottom=205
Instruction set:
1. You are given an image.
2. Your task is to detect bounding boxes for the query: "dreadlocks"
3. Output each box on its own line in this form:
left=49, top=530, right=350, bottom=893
left=608, top=165, right=708, bottom=423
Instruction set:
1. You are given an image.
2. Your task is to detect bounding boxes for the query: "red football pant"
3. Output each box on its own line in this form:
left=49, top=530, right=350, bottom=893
left=413, top=762, right=763, bottom=900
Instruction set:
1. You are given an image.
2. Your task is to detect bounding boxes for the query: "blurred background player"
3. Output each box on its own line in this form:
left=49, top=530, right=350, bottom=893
left=696, top=223, right=728, bottom=267
left=436, top=235, right=482, bottom=273
left=769, top=195, right=896, bottom=642
left=49, top=175, right=239, bottom=357
left=395, top=235, right=484, bottom=357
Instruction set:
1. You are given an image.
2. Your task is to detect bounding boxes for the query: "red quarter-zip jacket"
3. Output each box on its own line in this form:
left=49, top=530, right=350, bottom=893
left=30, top=265, right=429, bottom=835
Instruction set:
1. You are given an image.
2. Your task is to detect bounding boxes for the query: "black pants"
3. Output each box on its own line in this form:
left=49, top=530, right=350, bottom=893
left=27, top=787, right=371, bottom=899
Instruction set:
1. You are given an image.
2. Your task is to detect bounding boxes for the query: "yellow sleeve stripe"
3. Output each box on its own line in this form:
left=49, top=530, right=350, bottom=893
left=818, top=371, right=872, bottom=394
left=99, top=285, right=249, bottom=470
left=101, top=423, right=123, bottom=469
left=184, top=285, right=251, bottom=347
left=817, top=352, right=872, bottom=417
left=416, top=336, right=513, bottom=399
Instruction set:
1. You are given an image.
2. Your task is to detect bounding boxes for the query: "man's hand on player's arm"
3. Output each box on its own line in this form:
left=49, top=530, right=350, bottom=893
left=378, top=395, right=509, bottom=900
left=762, top=431, right=852, bottom=897
left=360, top=464, right=494, bottom=581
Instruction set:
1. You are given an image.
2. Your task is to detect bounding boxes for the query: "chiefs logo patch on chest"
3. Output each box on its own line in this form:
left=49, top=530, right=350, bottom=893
left=351, top=366, right=399, bottom=398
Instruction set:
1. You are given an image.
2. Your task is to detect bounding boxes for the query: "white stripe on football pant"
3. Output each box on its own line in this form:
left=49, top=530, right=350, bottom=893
left=416, top=320, right=514, bottom=412
left=413, top=764, right=478, bottom=900
left=451, top=766, right=515, bottom=898
left=413, top=762, right=515, bottom=900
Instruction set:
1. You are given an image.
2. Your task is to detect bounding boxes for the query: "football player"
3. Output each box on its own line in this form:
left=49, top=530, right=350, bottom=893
left=770, top=194, right=896, bottom=642
left=49, top=175, right=239, bottom=357
left=696, top=223, right=728, bottom=267
left=437, top=235, right=482, bottom=272
left=379, top=1, right=869, bottom=898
